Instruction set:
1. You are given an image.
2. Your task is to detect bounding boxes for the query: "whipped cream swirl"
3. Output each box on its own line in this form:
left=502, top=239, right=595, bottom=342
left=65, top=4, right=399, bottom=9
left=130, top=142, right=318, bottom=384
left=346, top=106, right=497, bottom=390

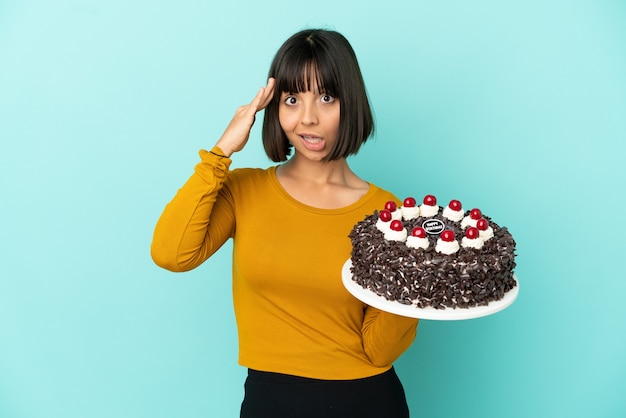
left=384, top=228, right=408, bottom=242
left=435, top=238, right=460, bottom=254
left=479, top=226, right=494, bottom=241
left=461, top=236, right=484, bottom=249
left=406, top=236, right=429, bottom=249
left=443, top=206, right=464, bottom=222
left=461, top=215, right=478, bottom=229
left=419, top=204, right=439, bottom=217
left=375, top=219, right=391, bottom=232
left=400, top=206, right=420, bottom=220
left=390, top=210, right=403, bottom=221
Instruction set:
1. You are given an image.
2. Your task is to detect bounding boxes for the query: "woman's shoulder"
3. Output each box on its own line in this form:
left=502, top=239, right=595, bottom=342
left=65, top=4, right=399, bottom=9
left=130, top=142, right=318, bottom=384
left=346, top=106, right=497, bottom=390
left=366, top=182, right=398, bottom=203
left=220, top=167, right=276, bottom=203
left=227, top=165, right=275, bottom=178
left=351, top=181, right=400, bottom=213
left=224, top=166, right=276, bottom=190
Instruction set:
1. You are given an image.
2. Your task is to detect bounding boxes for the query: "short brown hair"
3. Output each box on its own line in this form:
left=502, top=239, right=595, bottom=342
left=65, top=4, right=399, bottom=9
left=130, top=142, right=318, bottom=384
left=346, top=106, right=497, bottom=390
left=262, top=29, right=374, bottom=162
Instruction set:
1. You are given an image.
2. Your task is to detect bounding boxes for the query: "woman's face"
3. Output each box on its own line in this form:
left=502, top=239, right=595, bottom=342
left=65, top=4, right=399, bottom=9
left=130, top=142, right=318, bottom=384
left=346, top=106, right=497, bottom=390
left=278, top=76, right=340, bottom=162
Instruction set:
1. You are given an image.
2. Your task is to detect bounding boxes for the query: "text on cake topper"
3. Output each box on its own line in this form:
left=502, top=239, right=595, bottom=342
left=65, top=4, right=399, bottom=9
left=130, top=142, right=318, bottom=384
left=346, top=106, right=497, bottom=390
left=422, top=219, right=445, bottom=235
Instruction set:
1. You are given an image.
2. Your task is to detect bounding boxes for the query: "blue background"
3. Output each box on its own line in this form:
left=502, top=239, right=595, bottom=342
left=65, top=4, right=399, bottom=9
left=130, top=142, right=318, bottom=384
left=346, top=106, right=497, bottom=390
left=1, top=1, right=625, bottom=417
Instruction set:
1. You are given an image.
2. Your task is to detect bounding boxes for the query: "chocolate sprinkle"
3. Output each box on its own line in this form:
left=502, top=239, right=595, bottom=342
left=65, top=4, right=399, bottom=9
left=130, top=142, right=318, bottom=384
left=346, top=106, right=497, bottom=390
left=348, top=209, right=517, bottom=310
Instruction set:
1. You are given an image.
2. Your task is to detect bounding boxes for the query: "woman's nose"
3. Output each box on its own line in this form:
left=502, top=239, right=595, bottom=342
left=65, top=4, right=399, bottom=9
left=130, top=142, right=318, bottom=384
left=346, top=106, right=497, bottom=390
left=300, top=101, right=318, bottom=125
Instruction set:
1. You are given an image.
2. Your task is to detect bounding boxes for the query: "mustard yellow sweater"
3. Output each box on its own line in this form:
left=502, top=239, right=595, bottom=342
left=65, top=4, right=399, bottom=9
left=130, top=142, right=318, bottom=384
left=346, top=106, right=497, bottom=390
left=151, top=148, right=418, bottom=380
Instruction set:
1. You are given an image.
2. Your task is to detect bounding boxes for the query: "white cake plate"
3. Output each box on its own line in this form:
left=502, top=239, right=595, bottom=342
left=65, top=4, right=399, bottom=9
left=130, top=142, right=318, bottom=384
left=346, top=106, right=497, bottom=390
left=341, top=259, right=519, bottom=320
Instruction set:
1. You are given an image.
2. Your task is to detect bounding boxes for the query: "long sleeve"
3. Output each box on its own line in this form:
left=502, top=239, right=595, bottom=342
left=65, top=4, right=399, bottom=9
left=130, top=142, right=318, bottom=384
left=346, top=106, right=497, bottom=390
left=152, top=161, right=419, bottom=379
left=151, top=148, right=234, bottom=272
left=361, top=309, right=419, bottom=367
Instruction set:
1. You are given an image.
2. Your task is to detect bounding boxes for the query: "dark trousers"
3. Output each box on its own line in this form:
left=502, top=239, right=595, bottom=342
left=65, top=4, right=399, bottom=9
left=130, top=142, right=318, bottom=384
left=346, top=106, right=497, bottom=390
left=240, top=367, right=410, bottom=418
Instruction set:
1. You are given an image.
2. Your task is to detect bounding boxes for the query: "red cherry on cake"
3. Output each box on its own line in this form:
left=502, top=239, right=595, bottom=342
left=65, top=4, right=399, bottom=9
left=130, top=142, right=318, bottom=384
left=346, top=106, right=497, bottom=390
left=423, top=195, right=437, bottom=206
left=470, top=208, right=482, bottom=220
left=476, top=218, right=489, bottom=231
left=465, top=227, right=480, bottom=239
left=411, top=227, right=427, bottom=238
left=390, top=220, right=404, bottom=231
left=449, top=199, right=462, bottom=211
left=441, top=230, right=455, bottom=242
left=403, top=197, right=417, bottom=207
left=379, top=210, right=392, bottom=222
left=384, top=200, right=397, bottom=212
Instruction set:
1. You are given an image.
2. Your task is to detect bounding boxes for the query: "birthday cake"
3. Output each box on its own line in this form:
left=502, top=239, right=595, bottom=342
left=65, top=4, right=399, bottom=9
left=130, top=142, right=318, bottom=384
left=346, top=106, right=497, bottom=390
left=348, top=195, right=517, bottom=310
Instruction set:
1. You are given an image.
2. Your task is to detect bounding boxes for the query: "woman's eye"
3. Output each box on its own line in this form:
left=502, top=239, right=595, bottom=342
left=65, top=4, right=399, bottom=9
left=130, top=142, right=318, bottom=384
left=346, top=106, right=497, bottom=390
left=284, top=96, right=297, bottom=105
left=321, top=94, right=335, bottom=103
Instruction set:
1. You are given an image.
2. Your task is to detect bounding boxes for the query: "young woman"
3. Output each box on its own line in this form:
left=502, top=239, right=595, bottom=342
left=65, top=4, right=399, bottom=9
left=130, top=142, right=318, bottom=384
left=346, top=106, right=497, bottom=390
left=151, top=29, right=419, bottom=417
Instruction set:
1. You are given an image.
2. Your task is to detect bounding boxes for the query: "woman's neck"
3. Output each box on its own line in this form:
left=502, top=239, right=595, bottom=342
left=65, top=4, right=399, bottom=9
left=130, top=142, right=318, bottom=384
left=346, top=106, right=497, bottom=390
left=275, top=153, right=369, bottom=209
left=278, top=154, right=352, bottom=185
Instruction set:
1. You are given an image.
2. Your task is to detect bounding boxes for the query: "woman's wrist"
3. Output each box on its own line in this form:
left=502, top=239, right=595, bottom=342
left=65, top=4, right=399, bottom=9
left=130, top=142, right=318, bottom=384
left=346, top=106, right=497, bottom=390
left=211, top=144, right=232, bottom=158
left=209, top=149, right=229, bottom=158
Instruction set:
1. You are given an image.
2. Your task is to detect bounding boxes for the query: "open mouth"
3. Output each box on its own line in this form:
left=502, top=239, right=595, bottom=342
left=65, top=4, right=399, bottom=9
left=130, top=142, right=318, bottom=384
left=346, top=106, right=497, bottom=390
left=299, top=134, right=326, bottom=151
left=301, top=135, right=322, bottom=144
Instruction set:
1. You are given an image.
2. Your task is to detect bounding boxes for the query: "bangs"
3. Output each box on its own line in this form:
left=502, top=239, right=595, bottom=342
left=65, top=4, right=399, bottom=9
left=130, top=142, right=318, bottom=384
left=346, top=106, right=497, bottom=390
left=274, top=54, right=339, bottom=97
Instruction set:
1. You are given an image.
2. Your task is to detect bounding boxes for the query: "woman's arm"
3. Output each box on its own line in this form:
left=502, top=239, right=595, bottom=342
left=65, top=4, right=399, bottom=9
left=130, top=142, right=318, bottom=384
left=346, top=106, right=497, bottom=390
left=361, top=308, right=419, bottom=367
left=150, top=149, right=235, bottom=272
left=151, top=79, right=275, bottom=271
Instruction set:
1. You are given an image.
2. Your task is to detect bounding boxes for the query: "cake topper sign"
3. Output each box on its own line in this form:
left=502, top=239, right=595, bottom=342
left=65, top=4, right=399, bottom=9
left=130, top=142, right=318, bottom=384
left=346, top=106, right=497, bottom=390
left=422, top=219, right=445, bottom=235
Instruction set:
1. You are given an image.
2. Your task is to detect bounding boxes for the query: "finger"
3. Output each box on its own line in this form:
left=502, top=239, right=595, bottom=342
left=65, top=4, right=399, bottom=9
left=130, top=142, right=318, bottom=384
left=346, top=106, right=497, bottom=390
left=252, top=84, right=274, bottom=114
left=258, top=78, right=275, bottom=110
left=246, top=87, right=266, bottom=119
left=265, top=77, right=275, bottom=93
left=248, top=80, right=275, bottom=114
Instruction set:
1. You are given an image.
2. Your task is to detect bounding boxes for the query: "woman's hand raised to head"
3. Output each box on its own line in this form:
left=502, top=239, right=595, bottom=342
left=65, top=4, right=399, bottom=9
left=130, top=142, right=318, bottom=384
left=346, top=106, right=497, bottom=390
left=214, top=78, right=275, bottom=157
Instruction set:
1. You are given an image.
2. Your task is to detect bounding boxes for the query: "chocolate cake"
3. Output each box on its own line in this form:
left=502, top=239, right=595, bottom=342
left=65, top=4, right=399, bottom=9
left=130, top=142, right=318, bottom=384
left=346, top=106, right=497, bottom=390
left=348, top=195, right=517, bottom=310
